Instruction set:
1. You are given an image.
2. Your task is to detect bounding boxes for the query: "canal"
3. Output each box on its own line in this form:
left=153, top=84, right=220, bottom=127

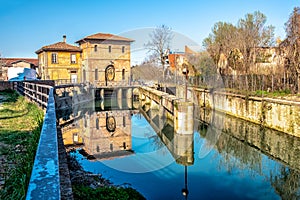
left=57, top=91, right=300, bottom=200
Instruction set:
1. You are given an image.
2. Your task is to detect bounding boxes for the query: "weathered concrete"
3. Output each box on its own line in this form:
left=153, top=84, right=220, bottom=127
left=140, top=86, right=194, bottom=136
left=26, top=88, right=60, bottom=200
left=139, top=86, right=180, bottom=113
left=191, top=88, right=300, bottom=137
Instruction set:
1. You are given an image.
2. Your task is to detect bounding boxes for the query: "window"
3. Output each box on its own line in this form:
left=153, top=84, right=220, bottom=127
left=95, top=69, right=98, bottom=81
left=71, top=54, right=76, bottom=64
left=108, top=46, right=111, bottom=53
left=73, top=133, right=78, bottom=142
left=94, top=45, right=98, bottom=52
left=83, top=69, right=86, bottom=82
left=96, top=118, right=99, bottom=129
left=122, top=69, right=125, bottom=80
left=39, top=55, right=44, bottom=65
left=122, top=46, right=125, bottom=53
left=84, top=117, right=87, bottom=128
left=51, top=53, right=58, bottom=64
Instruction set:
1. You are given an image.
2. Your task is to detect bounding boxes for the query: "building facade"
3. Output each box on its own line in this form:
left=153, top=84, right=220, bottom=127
left=36, top=36, right=82, bottom=82
left=75, top=33, right=134, bottom=87
left=0, top=58, right=38, bottom=81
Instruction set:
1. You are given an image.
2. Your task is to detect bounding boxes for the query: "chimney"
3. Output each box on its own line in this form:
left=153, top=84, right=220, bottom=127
left=63, top=35, right=66, bottom=43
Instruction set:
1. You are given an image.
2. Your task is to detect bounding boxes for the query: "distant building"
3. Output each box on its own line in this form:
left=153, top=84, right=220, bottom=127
left=35, top=35, right=82, bottom=82
left=217, top=47, right=285, bottom=76
left=0, top=58, right=38, bottom=81
left=75, top=33, right=134, bottom=86
left=167, top=46, right=197, bottom=77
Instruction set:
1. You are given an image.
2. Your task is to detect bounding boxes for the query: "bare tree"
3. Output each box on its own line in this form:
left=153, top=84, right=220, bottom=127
left=284, top=7, right=300, bottom=93
left=145, top=25, right=173, bottom=81
left=237, top=11, right=275, bottom=72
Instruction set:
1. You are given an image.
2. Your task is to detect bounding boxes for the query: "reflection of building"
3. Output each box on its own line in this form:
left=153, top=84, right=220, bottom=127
left=0, top=58, right=38, bottom=80
left=76, top=33, right=134, bottom=86
left=81, top=110, right=133, bottom=159
left=61, top=122, right=83, bottom=146
left=36, top=35, right=82, bottom=82
left=59, top=106, right=134, bottom=160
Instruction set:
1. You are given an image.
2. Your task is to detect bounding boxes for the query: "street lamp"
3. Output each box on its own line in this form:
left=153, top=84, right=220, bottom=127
left=182, top=64, right=189, bottom=101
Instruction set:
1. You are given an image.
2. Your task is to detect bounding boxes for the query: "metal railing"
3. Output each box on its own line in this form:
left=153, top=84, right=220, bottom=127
left=15, top=81, right=53, bottom=109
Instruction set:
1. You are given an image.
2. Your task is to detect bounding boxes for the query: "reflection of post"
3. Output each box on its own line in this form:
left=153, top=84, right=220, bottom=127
left=117, top=88, right=122, bottom=109
left=182, top=166, right=188, bottom=199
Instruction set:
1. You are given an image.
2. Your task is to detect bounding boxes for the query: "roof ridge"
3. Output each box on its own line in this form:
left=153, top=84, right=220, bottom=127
left=76, top=32, right=134, bottom=43
left=36, top=41, right=81, bottom=54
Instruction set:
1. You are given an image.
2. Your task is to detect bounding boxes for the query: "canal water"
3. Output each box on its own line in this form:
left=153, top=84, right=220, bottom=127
left=57, top=95, right=300, bottom=200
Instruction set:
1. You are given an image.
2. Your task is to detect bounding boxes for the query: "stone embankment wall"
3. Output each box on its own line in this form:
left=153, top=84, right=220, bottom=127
left=191, top=88, right=300, bottom=137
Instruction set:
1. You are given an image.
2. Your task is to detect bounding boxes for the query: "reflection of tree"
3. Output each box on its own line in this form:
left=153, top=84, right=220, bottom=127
left=148, top=122, right=174, bottom=156
left=270, top=167, right=300, bottom=200
left=199, top=112, right=300, bottom=199
left=215, top=130, right=262, bottom=177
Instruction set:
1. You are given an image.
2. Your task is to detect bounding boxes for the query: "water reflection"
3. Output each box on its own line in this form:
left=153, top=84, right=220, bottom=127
left=197, top=108, right=300, bottom=199
left=139, top=99, right=194, bottom=166
left=57, top=96, right=138, bottom=160
left=56, top=92, right=300, bottom=200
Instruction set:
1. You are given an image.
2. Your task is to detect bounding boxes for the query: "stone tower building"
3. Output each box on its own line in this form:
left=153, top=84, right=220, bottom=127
left=76, top=33, right=134, bottom=87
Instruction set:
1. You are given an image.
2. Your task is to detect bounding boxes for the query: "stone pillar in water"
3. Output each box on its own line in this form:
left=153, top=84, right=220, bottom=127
left=174, top=101, right=194, bottom=166
left=174, top=101, right=194, bottom=135
left=126, top=88, right=132, bottom=109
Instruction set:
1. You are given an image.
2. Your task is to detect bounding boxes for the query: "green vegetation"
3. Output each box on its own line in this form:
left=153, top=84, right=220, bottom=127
left=73, top=185, right=146, bottom=200
left=254, top=89, right=291, bottom=97
left=220, top=88, right=293, bottom=98
left=0, top=89, right=44, bottom=200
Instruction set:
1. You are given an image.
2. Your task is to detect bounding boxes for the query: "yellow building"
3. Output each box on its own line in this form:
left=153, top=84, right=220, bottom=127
left=75, top=33, right=134, bottom=87
left=36, top=35, right=82, bottom=83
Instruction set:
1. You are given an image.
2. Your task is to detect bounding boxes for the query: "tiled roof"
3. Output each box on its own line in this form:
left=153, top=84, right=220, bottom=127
left=36, top=42, right=81, bottom=54
left=1, top=58, right=38, bottom=67
left=76, top=33, right=134, bottom=43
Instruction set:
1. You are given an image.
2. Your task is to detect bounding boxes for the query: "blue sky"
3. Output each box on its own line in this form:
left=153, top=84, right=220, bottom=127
left=0, top=0, right=299, bottom=59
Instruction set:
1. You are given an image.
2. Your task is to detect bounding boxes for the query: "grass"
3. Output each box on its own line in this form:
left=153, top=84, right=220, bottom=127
left=254, top=89, right=291, bottom=97
left=219, top=88, right=297, bottom=99
left=0, top=89, right=44, bottom=200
